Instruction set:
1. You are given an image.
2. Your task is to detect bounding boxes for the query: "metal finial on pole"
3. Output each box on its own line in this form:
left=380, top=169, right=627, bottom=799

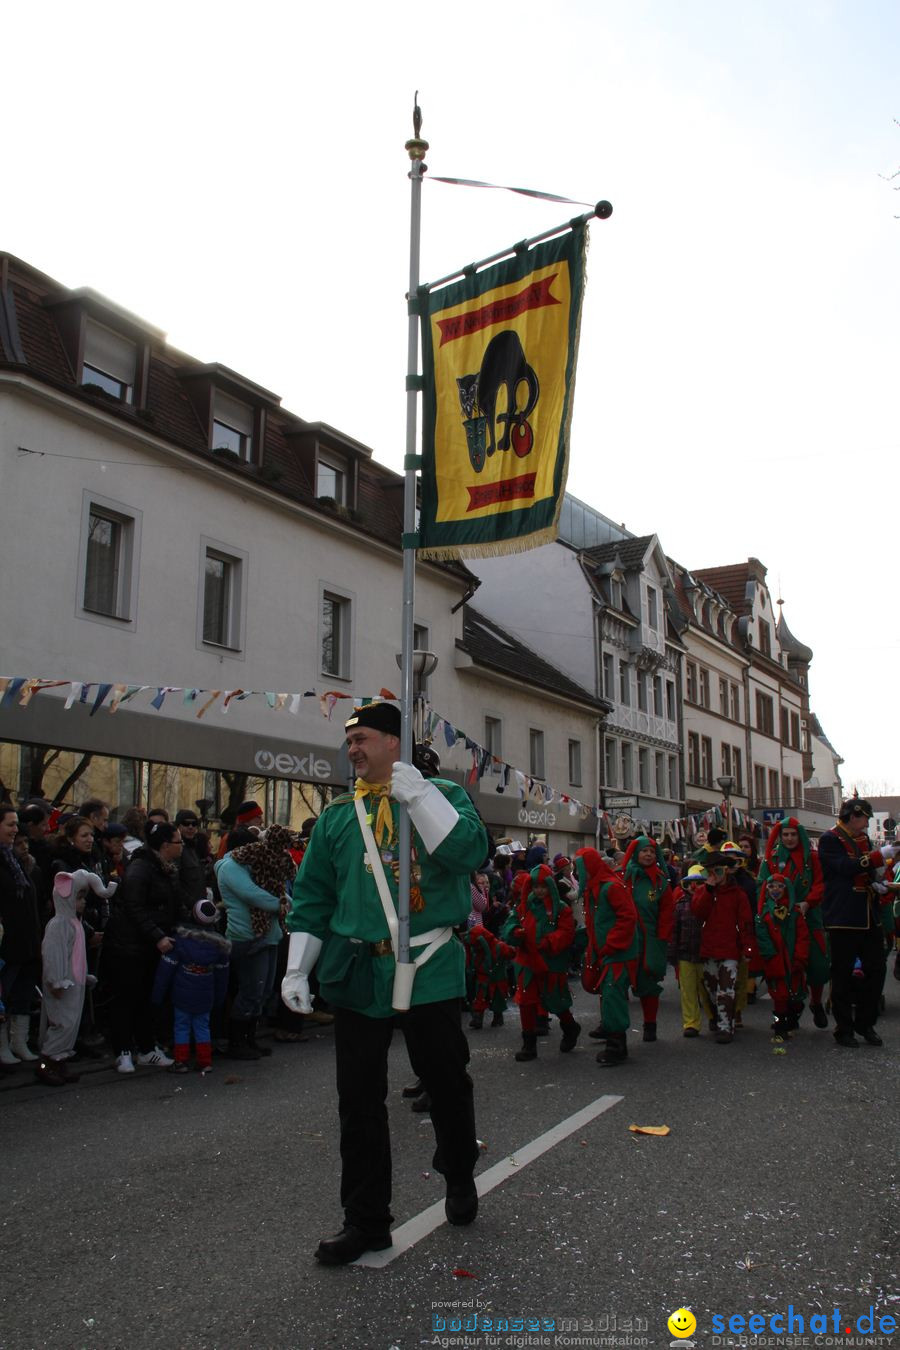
left=406, top=91, right=429, bottom=165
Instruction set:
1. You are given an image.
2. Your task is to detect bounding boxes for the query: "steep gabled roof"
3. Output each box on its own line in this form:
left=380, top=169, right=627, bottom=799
left=460, top=608, right=610, bottom=712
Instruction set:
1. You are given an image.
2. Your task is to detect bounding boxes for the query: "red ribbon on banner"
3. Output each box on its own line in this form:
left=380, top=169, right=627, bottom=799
left=466, top=473, right=536, bottom=511
left=436, top=276, right=559, bottom=347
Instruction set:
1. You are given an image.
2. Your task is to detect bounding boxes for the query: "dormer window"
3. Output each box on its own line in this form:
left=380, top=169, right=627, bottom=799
left=81, top=320, right=136, bottom=403
left=316, top=451, right=347, bottom=504
left=212, top=390, right=254, bottom=461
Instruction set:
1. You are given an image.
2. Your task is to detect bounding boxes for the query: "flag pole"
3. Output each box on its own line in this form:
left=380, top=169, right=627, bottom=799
left=397, top=96, right=429, bottom=976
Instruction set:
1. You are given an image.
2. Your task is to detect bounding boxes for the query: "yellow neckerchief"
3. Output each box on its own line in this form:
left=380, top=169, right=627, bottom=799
left=354, top=778, right=395, bottom=849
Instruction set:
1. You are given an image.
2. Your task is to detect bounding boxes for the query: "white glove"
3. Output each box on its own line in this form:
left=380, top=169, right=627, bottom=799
left=880, top=844, right=896, bottom=861
left=281, top=931, right=323, bottom=1014
left=391, top=760, right=459, bottom=854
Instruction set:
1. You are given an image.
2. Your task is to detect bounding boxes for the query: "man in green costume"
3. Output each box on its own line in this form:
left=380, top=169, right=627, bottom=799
left=283, top=701, right=488, bottom=1265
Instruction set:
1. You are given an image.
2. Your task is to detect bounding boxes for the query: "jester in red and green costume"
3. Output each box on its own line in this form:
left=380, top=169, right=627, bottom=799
left=758, top=816, right=828, bottom=1027
left=462, top=923, right=514, bottom=1029
left=622, top=835, right=675, bottom=1042
left=575, top=847, right=638, bottom=1067
left=502, top=865, right=581, bottom=1061
left=754, top=872, right=810, bottom=1039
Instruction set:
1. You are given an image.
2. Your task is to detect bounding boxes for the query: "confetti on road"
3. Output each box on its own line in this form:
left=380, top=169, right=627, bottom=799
left=628, top=1124, right=670, bottom=1136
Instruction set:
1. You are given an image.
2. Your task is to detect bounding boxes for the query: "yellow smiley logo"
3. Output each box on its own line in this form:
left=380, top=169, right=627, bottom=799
left=667, top=1308, right=697, bottom=1339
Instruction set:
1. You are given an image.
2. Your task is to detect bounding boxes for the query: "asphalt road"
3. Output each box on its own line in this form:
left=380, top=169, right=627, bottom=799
left=2, top=977, right=897, bottom=1350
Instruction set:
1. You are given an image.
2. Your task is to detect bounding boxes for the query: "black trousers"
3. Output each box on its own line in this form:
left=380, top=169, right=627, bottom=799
left=105, top=951, right=160, bottom=1055
left=333, top=999, right=478, bottom=1233
left=828, top=927, right=887, bottom=1033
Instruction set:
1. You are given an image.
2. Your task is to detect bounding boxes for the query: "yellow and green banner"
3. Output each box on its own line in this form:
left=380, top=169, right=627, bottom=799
left=418, top=223, right=586, bottom=559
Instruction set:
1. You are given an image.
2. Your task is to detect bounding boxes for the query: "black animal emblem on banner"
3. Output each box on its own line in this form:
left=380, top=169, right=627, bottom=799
left=456, top=330, right=540, bottom=472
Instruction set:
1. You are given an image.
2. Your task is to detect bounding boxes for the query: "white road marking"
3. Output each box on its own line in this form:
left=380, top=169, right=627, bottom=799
left=356, top=1093, right=624, bottom=1267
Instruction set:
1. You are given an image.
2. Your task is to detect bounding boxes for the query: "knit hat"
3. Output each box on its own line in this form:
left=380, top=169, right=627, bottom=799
left=235, top=800, right=264, bottom=825
left=175, top=809, right=200, bottom=827
left=344, top=700, right=401, bottom=737
left=192, top=898, right=218, bottom=925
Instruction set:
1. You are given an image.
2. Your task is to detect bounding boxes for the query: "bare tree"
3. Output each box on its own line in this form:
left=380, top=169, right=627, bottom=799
left=50, top=753, right=94, bottom=808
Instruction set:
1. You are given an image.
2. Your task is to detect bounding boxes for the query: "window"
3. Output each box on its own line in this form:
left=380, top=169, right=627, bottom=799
left=619, top=662, right=630, bottom=706
left=782, top=774, right=792, bottom=807
left=647, top=586, right=658, bottom=630
left=568, top=739, right=582, bottom=786
left=653, top=675, right=663, bottom=717
left=275, top=780, right=292, bottom=825
left=688, top=733, right=700, bottom=784
left=780, top=707, right=790, bottom=743
left=638, top=748, right=649, bottom=793
left=719, top=678, right=728, bottom=715
left=316, top=452, right=347, bottom=504
left=666, top=680, right=676, bottom=721
left=756, top=691, right=775, bottom=736
left=529, top=729, right=545, bottom=780
left=212, top=390, right=254, bottom=461
left=637, top=672, right=648, bottom=712
left=768, top=768, right=780, bottom=803
left=754, top=765, right=766, bottom=804
left=610, top=577, right=623, bottom=610
left=758, top=620, right=772, bottom=657
left=655, top=752, right=665, bottom=798
left=605, top=736, right=618, bottom=787
left=730, top=683, right=741, bottom=722
left=117, top=757, right=138, bottom=806
left=733, top=747, right=743, bottom=794
left=81, top=319, right=136, bottom=403
left=602, top=652, right=614, bottom=700
left=793, top=777, right=803, bottom=807
left=80, top=495, right=140, bottom=624
left=686, top=661, right=698, bottom=703
left=321, top=590, right=352, bottom=678
left=790, top=712, right=801, bottom=750
left=620, top=742, right=633, bottom=791
left=202, top=547, right=244, bottom=649
left=699, top=668, right=711, bottom=709
left=701, top=736, right=713, bottom=787
left=668, top=755, right=678, bottom=800
left=721, top=744, right=732, bottom=777
left=485, top=716, right=502, bottom=771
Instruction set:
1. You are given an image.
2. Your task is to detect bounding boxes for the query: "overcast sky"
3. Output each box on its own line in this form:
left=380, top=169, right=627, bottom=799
left=6, top=1, right=899, bottom=791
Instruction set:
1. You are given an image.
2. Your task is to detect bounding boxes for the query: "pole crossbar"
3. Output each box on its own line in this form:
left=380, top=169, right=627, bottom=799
left=420, top=201, right=611, bottom=296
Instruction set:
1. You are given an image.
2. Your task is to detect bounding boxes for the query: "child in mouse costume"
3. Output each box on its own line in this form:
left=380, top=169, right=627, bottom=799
left=36, top=869, right=118, bottom=1087
left=503, top=864, right=580, bottom=1061
left=574, top=847, right=638, bottom=1068
left=622, top=836, right=675, bottom=1042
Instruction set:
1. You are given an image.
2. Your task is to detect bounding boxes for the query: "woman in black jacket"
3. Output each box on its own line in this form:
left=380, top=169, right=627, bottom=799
left=102, top=821, right=190, bottom=1073
left=0, top=805, right=43, bottom=1068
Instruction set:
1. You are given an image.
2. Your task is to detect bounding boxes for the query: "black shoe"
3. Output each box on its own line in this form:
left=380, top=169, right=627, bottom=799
left=490, top=1012, right=504, bottom=1027
left=588, top=1024, right=609, bottom=1041
left=715, top=1030, right=734, bottom=1044
left=411, top=1090, right=432, bottom=1112
left=401, top=1079, right=424, bottom=1098
left=468, top=1012, right=483, bottom=1030
left=559, top=1020, right=581, bottom=1053
left=856, top=1026, right=883, bottom=1046
left=535, top=1016, right=550, bottom=1037
left=834, top=1030, right=859, bottom=1048
left=682, top=1027, right=700, bottom=1038
left=224, top=1020, right=262, bottom=1061
left=314, top=1225, right=392, bottom=1265
left=247, top=1020, right=273, bottom=1057
left=445, top=1179, right=478, bottom=1226
left=642, top=1022, right=657, bottom=1043
left=515, top=1034, right=538, bottom=1062
left=746, top=991, right=757, bottom=1004
left=596, top=1033, right=628, bottom=1067
left=811, top=1003, right=829, bottom=1029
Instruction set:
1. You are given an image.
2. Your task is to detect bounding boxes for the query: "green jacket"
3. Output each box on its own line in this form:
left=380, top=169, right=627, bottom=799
left=288, top=779, right=487, bottom=1017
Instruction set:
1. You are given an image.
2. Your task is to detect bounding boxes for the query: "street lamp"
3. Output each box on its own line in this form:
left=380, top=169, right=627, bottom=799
left=395, top=649, right=438, bottom=742
left=716, top=774, right=736, bottom=840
